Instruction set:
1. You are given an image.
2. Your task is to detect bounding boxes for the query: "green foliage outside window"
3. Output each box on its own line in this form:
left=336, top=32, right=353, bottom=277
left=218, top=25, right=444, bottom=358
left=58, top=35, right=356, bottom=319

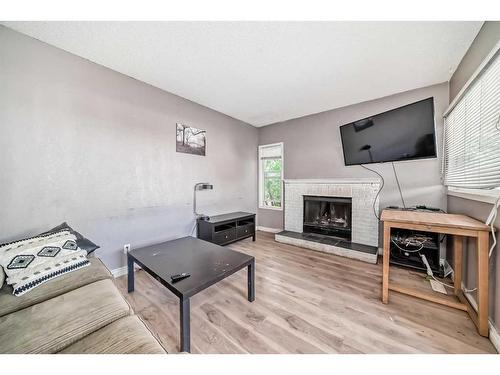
left=263, top=158, right=282, bottom=207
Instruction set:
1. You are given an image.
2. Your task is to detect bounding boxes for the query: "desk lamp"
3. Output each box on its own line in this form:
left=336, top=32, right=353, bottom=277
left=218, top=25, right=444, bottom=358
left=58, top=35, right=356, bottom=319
left=193, top=182, right=213, bottom=220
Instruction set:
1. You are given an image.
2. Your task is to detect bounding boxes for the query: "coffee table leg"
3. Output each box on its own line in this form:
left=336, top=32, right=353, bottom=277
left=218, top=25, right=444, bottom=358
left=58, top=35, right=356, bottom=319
left=127, top=254, right=134, bottom=293
left=248, top=260, right=255, bottom=302
left=180, top=297, right=191, bottom=352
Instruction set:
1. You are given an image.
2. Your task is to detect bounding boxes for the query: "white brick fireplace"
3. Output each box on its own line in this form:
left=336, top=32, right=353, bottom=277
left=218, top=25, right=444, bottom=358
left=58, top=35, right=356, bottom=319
left=275, top=178, right=381, bottom=263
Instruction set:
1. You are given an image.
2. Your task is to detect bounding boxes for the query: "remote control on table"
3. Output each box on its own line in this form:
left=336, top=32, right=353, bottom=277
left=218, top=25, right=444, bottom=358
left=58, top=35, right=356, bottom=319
left=171, top=273, right=190, bottom=282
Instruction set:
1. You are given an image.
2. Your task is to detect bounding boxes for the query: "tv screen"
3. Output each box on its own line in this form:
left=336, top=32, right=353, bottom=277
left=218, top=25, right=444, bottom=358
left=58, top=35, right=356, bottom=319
left=340, top=97, right=436, bottom=166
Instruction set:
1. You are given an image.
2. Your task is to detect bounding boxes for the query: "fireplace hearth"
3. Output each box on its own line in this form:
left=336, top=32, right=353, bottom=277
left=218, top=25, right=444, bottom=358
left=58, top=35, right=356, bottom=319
left=303, top=196, right=352, bottom=240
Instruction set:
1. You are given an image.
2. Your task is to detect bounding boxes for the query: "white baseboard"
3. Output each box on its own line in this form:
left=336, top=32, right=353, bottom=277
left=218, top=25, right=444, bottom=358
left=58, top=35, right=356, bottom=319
left=111, top=264, right=141, bottom=278
left=111, top=266, right=127, bottom=278
left=256, top=226, right=281, bottom=233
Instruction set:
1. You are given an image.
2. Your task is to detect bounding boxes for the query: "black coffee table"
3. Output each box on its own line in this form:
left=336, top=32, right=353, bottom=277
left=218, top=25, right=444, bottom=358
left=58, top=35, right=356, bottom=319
left=127, top=236, right=255, bottom=353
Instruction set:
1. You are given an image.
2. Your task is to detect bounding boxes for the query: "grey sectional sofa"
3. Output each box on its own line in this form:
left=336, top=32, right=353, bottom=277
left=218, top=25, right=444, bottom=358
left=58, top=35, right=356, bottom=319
left=0, top=258, right=166, bottom=354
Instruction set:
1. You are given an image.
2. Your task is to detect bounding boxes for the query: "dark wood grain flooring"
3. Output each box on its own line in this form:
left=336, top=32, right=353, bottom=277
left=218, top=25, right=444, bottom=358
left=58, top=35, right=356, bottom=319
left=115, top=231, right=496, bottom=354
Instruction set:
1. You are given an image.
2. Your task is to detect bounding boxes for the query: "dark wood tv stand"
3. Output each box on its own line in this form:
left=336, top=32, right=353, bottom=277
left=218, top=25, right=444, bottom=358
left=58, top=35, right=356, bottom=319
left=197, top=211, right=256, bottom=245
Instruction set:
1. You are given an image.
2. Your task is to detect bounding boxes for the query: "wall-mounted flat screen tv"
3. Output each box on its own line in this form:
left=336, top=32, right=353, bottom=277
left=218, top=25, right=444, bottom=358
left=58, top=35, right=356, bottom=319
left=339, top=97, right=436, bottom=166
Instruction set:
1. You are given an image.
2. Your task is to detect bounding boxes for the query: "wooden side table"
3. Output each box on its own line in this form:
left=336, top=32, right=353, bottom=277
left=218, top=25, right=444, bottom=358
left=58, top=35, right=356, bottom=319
left=381, top=209, right=491, bottom=337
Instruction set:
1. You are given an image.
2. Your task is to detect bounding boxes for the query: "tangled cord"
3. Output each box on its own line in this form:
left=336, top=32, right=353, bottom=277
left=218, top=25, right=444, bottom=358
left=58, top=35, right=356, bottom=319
left=391, top=235, right=455, bottom=289
left=391, top=238, right=424, bottom=253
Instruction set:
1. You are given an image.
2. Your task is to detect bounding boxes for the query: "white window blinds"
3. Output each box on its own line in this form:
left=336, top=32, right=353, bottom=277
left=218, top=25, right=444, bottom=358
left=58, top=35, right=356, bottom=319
left=443, top=49, right=500, bottom=189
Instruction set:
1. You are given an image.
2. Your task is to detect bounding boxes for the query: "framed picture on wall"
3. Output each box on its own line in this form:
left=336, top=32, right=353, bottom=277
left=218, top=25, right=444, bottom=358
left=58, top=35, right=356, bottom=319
left=176, top=123, right=206, bottom=156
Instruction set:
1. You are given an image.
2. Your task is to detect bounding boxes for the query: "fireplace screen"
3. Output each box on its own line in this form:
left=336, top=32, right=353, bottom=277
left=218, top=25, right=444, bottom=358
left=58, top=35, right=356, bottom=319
left=303, top=196, right=352, bottom=240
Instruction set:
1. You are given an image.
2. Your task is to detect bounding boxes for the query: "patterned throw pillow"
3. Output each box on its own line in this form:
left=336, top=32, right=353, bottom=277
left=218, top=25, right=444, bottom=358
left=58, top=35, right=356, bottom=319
left=0, top=266, right=4, bottom=289
left=38, top=222, right=100, bottom=255
left=0, top=230, right=90, bottom=296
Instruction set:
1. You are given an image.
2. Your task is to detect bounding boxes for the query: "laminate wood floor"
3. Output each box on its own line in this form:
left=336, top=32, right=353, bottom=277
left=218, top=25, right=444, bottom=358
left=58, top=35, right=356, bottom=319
left=115, top=231, right=496, bottom=354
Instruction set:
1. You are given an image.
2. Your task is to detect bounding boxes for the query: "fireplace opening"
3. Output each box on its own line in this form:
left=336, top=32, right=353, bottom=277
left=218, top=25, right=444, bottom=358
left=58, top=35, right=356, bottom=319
left=303, top=196, right=352, bottom=240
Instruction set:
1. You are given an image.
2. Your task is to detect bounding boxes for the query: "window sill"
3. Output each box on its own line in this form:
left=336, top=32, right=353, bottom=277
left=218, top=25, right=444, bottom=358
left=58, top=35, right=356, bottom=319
left=447, top=187, right=500, bottom=204
left=259, top=205, right=283, bottom=211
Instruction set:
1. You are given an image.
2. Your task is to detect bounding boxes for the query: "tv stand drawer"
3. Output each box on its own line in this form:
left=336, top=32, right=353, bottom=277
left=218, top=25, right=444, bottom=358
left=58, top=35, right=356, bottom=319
left=213, top=228, right=236, bottom=244
left=237, top=224, right=254, bottom=238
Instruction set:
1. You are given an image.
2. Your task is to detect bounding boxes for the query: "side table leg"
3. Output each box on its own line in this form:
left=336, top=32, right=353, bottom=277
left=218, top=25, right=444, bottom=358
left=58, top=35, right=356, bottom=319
left=453, top=235, right=463, bottom=295
left=382, top=223, right=391, bottom=304
left=180, top=297, right=191, bottom=352
left=127, top=254, right=134, bottom=293
left=477, top=231, right=489, bottom=337
left=248, top=259, right=255, bottom=302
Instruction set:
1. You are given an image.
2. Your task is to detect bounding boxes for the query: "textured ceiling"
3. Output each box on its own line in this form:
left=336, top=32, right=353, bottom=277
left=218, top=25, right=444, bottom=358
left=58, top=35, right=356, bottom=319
left=2, top=21, right=482, bottom=126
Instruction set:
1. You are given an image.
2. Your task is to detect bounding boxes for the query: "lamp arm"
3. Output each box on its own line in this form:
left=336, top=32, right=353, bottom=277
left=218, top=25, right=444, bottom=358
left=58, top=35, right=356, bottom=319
left=193, top=184, right=200, bottom=217
left=193, top=182, right=209, bottom=217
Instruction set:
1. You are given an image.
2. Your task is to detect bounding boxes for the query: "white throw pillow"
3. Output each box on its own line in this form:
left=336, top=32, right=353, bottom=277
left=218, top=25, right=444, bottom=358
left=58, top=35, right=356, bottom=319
left=0, top=230, right=90, bottom=296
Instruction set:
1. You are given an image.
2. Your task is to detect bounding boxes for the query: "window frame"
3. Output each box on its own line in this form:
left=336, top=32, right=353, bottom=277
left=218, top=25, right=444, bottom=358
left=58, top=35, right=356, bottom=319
left=258, top=142, right=284, bottom=211
left=447, top=186, right=500, bottom=204
left=443, top=40, right=500, bottom=195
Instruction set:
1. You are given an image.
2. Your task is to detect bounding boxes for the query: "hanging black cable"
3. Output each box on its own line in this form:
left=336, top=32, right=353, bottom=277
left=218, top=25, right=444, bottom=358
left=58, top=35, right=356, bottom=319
left=392, top=162, right=406, bottom=208
left=360, top=164, right=384, bottom=220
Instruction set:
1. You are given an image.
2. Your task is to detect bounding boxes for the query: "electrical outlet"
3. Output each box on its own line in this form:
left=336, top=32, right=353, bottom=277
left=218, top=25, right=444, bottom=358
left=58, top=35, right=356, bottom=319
left=123, top=244, right=130, bottom=254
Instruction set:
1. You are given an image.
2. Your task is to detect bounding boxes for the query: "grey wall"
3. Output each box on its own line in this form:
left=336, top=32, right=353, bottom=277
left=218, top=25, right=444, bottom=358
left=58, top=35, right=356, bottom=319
left=447, top=22, right=500, bottom=329
left=0, top=26, right=258, bottom=271
left=257, top=83, right=449, bottom=231
left=449, top=21, right=500, bottom=101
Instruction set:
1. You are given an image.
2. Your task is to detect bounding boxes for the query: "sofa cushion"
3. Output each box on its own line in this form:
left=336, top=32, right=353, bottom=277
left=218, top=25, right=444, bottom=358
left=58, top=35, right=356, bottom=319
left=0, top=257, right=111, bottom=317
left=0, top=279, right=131, bottom=353
left=60, top=315, right=167, bottom=354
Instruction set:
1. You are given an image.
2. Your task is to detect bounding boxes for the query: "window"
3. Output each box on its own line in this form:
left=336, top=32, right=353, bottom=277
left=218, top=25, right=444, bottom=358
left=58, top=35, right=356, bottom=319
left=259, top=143, right=284, bottom=210
left=443, top=46, right=500, bottom=189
